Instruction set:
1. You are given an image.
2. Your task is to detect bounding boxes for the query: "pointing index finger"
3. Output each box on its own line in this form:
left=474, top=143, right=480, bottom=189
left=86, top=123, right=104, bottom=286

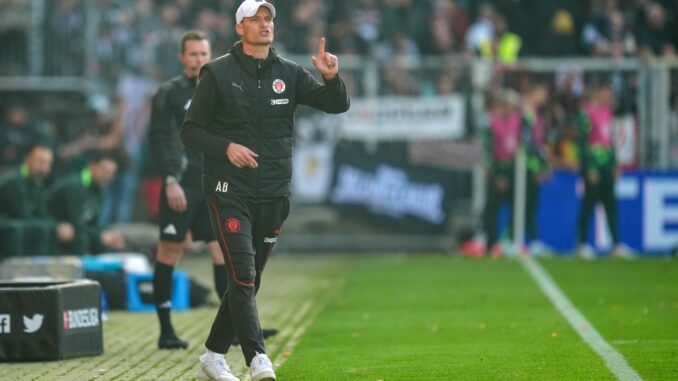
left=318, top=37, right=326, bottom=58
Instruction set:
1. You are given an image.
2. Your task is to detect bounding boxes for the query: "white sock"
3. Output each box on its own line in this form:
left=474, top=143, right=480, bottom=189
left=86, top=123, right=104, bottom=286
left=204, top=348, right=224, bottom=361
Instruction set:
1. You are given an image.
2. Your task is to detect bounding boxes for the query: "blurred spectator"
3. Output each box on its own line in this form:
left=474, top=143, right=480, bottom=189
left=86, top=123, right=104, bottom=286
left=46, top=150, right=125, bottom=255
left=0, top=0, right=30, bottom=75
left=324, top=2, right=371, bottom=56
left=194, top=8, right=235, bottom=55
left=174, top=0, right=199, bottom=27
left=575, top=84, right=630, bottom=258
left=0, top=145, right=53, bottom=219
left=93, top=0, right=138, bottom=86
left=377, top=32, right=421, bottom=95
left=436, top=68, right=462, bottom=94
left=555, top=67, right=586, bottom=113
left=0, top=145, right=75, bottom=256
left=44, top=0, right=85, bottom=76
left=58, top=94, right=124, bottom=173
left=430, top=0, right=471, bottom=55
left=149, top=3, right=184, bottom=78
left=380, top=0, right=434, bottom=54
left=478, top=13, right=522, bottom=63
left=99, top=73, right=156, bottom=225
left=0, top=103, right=53, bottom=174
left=583, top=3, right=637, bottom=57
left=538, top=4, right=581, bottom=56
left=287, top=0, right=328, bottom=53
left=109, top=8, right=145, bottom=75
left=348, top=0, right=381, bottom=54
left=519, top=82, right=551, bottom=255
left=487, top=0, right=535, bottom=56
left=3, top=0, right=676, bottom=84
left=466, top=3, right=496, bottom=54
left=376, top=30, right=421, bottom=63
left=636, top=1, right=676, bottom=57
left=481, top=89, right=521, bottom=257
left=550, top=68, right=586, bottom=170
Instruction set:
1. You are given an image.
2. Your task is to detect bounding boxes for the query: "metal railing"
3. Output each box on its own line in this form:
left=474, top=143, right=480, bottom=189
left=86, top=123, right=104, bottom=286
left=287, top=54, right=678, bottom=170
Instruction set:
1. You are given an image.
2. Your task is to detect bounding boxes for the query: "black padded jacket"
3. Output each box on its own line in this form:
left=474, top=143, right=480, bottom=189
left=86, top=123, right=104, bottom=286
left=180, top=42, right=350, bottom=199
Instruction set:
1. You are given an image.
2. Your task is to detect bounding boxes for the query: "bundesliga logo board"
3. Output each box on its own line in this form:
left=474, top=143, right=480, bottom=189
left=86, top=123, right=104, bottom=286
left=0, top=280, right=103, bottom=361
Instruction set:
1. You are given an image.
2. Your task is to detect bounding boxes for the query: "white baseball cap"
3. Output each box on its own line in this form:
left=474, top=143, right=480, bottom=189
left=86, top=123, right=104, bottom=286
left=235, top=0, right=276, bottom=24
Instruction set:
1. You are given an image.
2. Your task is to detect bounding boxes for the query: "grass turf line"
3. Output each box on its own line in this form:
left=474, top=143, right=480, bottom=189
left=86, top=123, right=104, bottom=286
left=541, top=258, right=678, bottom=381
left=277, top=255, right=615, bottom=381
left=522, top=258, right=642, bottom=381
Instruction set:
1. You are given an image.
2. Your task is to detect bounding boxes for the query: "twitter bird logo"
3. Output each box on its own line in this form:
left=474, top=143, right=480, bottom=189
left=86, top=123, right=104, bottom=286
left=23, top=314, right=44, bottom=333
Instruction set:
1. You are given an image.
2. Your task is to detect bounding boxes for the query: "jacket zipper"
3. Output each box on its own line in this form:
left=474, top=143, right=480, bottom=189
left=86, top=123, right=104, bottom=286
left=255, top=59, right=262, bottom=197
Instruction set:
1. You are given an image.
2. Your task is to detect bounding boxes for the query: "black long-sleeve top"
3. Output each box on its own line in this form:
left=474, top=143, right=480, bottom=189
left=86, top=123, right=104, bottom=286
left=148, top=74, right=202, bottom=186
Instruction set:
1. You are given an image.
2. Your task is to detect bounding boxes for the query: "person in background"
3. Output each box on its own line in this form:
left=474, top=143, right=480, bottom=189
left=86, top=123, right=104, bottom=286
left=518, top=83, right=551, bottom=256
left=575, top=84, right=631, bottom=259
left=180, top=1, right=349, bottom=380
left=478, top=13, right=522, bottom=63
left=0, top=144, right=73, bottom=256
left=481, top=89, right=521, bottom=258
left=58, top=94, right=123, bottom=175
left=636, top=2, right=676, bottom=58
left=45, top=150, right=125, bottom=255
left=466, top=2, right=496, bottom=54
left=0, top=103, right=52, bottom=174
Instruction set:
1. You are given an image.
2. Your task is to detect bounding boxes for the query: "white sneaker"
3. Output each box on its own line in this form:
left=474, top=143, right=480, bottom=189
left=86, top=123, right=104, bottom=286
left=500, top=241, right=519, bottom=258
left=529, top=241, right=552, bottom=257
left=611, top=244, right=635, bottom=259
left=576, top=244, right=595, bottom=260
left=250, top=352, right=276, bottom=381
left=198, top=353, right=240, bottom=381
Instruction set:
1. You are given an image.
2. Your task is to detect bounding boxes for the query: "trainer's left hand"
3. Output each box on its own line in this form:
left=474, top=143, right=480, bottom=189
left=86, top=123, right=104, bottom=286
left=312, top=37, right=339, bottom=80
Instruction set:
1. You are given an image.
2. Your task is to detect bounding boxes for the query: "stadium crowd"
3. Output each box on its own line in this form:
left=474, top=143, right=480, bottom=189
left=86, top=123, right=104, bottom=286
left=1, top=0, right=677, bottom=256
left=1, top=0, right=674, bottom=82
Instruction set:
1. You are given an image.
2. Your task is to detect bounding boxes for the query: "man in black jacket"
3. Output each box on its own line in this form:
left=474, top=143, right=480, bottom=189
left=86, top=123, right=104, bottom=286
left=181, top=1, right=350, bottom=380
left=45, top=151, right=125, bottom=255
left=149, top=29, right=227, bottom=351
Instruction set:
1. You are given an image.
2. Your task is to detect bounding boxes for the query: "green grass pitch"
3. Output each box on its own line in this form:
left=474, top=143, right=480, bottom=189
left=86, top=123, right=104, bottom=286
left=1, top=254, right=675, bottom=380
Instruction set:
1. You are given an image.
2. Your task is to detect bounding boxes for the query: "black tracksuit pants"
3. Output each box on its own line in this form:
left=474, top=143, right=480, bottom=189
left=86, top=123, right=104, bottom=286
left=204, top=192, right=289, bottom=365
left=577, top=167, right=619, bottom=245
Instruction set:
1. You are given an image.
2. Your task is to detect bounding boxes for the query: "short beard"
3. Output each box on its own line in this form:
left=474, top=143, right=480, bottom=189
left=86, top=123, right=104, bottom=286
left=251, top=38, right=273, bottom=46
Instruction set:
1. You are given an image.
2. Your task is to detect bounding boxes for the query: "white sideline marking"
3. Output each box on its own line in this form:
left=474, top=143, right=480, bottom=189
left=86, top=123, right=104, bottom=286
left=612, top=339, right=678, bottom=345
left=521, top=258, right=643, bottom=381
